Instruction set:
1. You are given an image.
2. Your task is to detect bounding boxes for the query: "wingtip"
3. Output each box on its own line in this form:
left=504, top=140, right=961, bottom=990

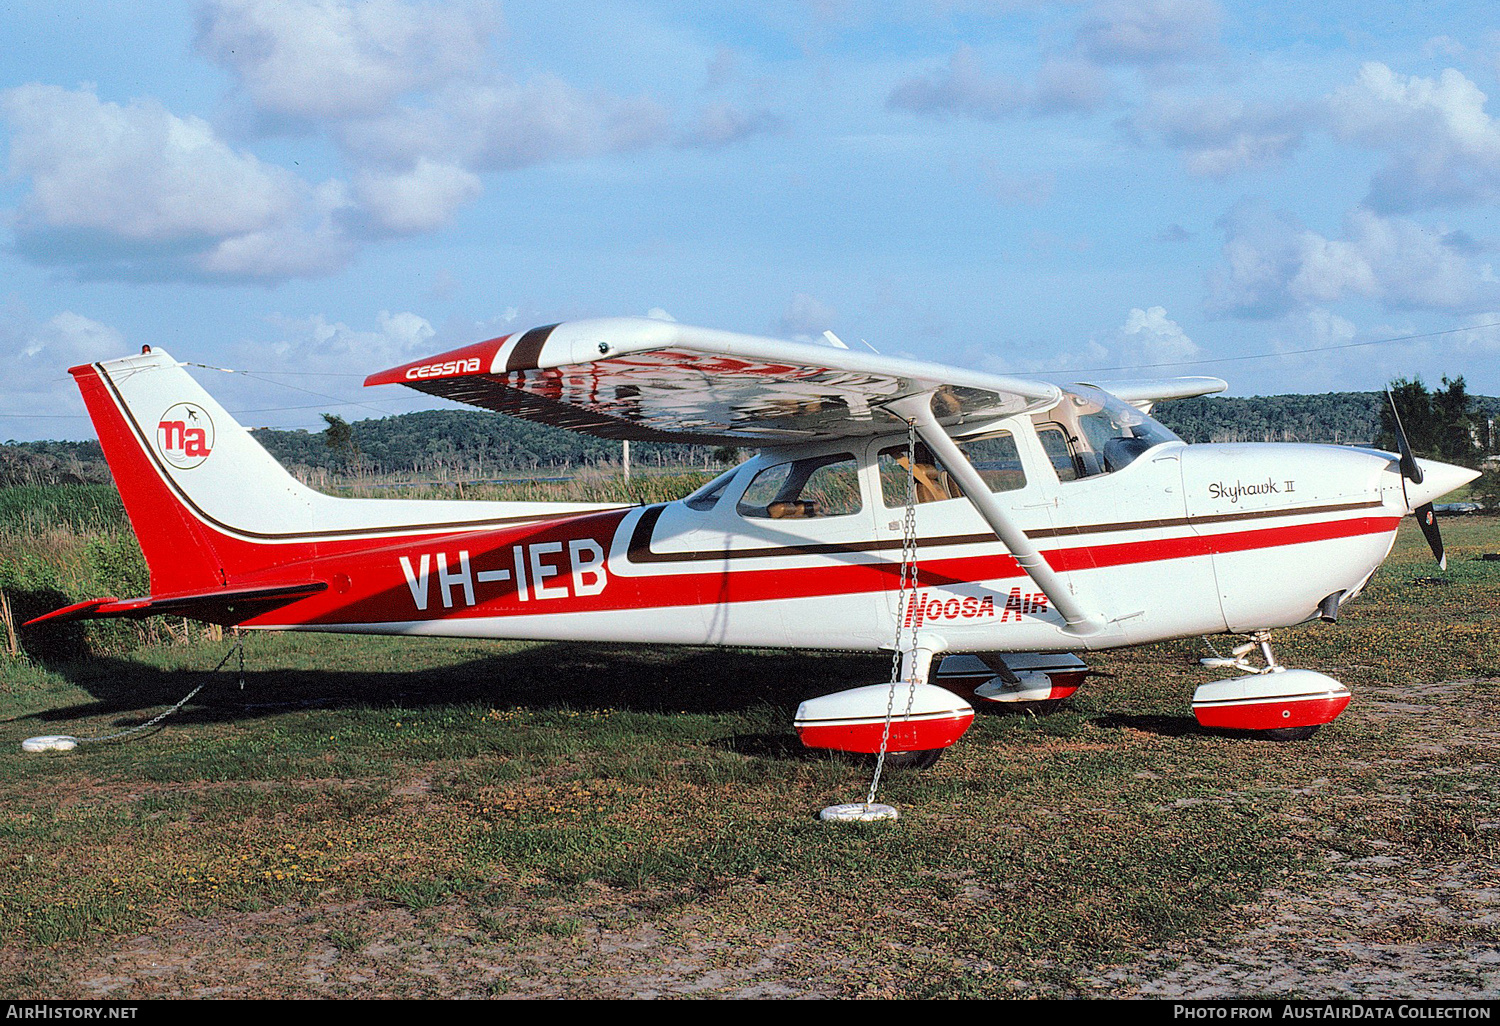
left=364, top=335, right=512, bottom=388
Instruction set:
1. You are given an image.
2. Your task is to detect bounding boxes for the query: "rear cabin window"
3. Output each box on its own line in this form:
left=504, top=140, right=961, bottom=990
left=736, top=453, right=863, bottom=519
left=878, top=431, right=1025, bottom=508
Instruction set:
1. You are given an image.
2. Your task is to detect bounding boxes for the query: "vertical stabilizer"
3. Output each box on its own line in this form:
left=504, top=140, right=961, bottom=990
left=71, top=350, right=319, bottom=593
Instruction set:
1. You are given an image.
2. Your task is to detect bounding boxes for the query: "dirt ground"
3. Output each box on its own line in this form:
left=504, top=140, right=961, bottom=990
left=10, top=678, right=1495, bottom=1000
left=1093, top=678, right=1500, bottom=1000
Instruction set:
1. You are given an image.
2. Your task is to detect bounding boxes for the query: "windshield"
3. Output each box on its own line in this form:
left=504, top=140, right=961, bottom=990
left=1032, top=385, right=1180, bottom=480
left=682, top=466, right=740, bottom=510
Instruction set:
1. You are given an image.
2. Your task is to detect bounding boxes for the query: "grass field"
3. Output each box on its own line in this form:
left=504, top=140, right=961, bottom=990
left=0, top=489, right=1498, bottom=998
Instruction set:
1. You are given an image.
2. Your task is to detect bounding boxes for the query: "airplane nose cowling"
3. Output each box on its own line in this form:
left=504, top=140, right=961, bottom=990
left=1404, top=459, right=1482, bottom=511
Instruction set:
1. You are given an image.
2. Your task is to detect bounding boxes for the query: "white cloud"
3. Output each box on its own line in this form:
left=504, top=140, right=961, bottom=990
left=338, top=77, right=672, bottom=171
left=2, top=84, right=301, bottom=243
left=777, top=293, right=838, bottom=341
left=1129, top=94, right=1309, bottom=177
left=351, top=159, right=483, bottom=235
left=680, top=103, right=783, bottom=148
left=972, top=159, right=1054, bottom=206
left=887, top=2, right=1222, bottom=124
left=1208, top=202, right=1500, bottom=318
left=1450, top=312, right=1500, bottom=354
left=31, top=0, right=770, bottom=280
left=195, top=180, right=357, bottom=281
left=888, top=46, right=1110, bottom=121
left=978, top=306, right=1196, bottom=376
left=1, top=84, right=354, bottom=282
left=195, top=0, right=495, bottom=121
left=0, top=310, right=128, bottom=432
left=1422, top=36, right=1467, bottom=60
left=1116, top=305, right=1199, bottom=365
left=888, top=47, right=1027, bottom=119
left=1032, top=58, right=1113, bottom=115
left=1074, top=0, right=1222, bottom=67
left=244, top=310, right=438, bottom=374
left=1328, top=62, right=1500, bottom=213
left=1253, top=309, right=1376, bottom=396
left=1297, top=307, right=1358, bottom=348
left=15, top=311, right=126, bottom=368
left=703, top=47, right=739, bottom=92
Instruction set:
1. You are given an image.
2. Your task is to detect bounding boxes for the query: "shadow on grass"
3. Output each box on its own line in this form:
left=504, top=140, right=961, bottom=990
left=16, top=641, right=889, bottom=731
left=713, top=731, right=812, bottom=759
left=1092, top=711, right=1325, bottom=743
left=6, top=587, right=93, bottom=663
left=1090, top=712, right=1215, bottom=738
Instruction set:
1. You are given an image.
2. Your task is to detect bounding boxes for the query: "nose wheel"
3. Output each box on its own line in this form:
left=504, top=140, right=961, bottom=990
left=1193, top=631, right=1351, bottom=740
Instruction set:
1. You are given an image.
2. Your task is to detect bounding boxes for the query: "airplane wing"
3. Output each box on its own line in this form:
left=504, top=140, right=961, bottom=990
left=364, top=317, right=1064, bottom=445
left=367, top=316, right=1225, bottom=638
left=1086, top=376, right=1228, bottom=413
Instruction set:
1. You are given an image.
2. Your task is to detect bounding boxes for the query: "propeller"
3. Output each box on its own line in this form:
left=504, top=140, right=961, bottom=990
left=1386, top=388, right=1445, bottom=570
left=1415, top=502, right=1446, bottom=571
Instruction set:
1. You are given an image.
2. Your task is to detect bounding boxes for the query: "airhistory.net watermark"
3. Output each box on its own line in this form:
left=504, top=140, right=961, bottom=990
left=5, top=1008, right=137, bottom=1020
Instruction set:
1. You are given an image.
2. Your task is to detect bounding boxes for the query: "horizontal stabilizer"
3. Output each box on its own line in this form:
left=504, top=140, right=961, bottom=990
left=25, top=582, right=328, bottom=628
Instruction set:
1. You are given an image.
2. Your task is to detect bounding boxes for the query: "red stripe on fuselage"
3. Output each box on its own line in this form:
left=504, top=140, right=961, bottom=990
left=244, top=509, right=1400, bottom=627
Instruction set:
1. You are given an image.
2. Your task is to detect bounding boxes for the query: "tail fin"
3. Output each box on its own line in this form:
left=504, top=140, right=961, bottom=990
left=69, top=348, right=603, bottom=604
left=71, top=348, right=322, bottom=595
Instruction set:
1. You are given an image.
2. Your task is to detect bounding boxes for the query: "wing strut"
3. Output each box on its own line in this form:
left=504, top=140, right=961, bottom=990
left=888, top=394, right=1105, bottom=638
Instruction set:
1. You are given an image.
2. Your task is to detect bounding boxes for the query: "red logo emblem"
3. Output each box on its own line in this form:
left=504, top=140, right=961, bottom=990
left=157, top=403, right=214, bottom=470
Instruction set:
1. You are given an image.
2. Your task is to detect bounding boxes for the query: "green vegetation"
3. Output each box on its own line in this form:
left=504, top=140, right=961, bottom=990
left=0, top=440, right=111, bottom=487
left=1379, top=376, right=1490, bottom=467
left=0, top=480, right=1497, bottom=997
left=7, top=388, right=1497, bottom=488
left=250, top=408, right=725, bottom=479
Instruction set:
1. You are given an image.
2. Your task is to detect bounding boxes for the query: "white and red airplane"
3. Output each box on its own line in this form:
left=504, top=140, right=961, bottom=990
left=29, top=317, right=1480, bottom=763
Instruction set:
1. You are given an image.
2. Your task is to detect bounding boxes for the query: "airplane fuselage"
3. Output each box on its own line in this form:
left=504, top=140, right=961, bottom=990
left=42, top=330, right=1482, bottom=752
left=60, top=345, right=1470, bottom=666
left=236, top=436, right=1411, bottom=656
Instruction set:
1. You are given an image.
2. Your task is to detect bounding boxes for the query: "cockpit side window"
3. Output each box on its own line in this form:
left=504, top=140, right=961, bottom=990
left=877, top=430, right=1025, bottom=507
left=736, top=453, right=862, bottom=519
left=1036, top=425, right=1080, bottom=482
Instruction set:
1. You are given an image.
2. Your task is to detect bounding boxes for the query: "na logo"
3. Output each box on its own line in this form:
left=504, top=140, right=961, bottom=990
left=157, top=403, right=215, bottom=470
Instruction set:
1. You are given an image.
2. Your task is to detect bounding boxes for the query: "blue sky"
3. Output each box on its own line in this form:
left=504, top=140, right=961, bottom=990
left=4, top=0, right=1500, bottom=440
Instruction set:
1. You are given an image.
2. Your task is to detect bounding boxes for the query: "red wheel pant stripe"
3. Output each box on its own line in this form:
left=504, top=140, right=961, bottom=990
left=1194, top=694, right=1351, bottom=730
left=795, top=711, right=974, bottom=753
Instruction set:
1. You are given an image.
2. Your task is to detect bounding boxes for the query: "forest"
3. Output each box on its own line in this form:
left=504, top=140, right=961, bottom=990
left=3, top=385, right=1497, bottom=486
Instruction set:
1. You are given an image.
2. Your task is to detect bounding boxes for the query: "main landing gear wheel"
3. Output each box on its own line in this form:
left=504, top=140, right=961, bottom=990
left=1010, top=698, right=1065, bottom=717
left=876, top=748, right=944, bottom=770
left=1258, top=725, right=1320, bottom=742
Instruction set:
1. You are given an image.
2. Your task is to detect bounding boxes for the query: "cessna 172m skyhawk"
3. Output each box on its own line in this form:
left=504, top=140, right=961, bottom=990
left=29, top=317, right=1479, bottom=763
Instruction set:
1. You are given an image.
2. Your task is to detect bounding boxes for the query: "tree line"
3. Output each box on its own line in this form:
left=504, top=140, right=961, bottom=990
left=3, top=383, right=1497, bottom=488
